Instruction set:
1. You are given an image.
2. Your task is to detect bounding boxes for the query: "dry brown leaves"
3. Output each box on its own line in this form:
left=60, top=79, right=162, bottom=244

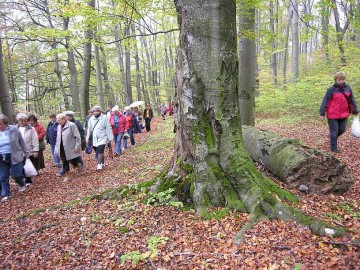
left=0, top=118, right=359, bottom=269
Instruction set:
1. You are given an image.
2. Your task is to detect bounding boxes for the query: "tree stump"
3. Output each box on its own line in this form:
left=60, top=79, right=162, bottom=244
left=242, top=126, right=355, bottom=194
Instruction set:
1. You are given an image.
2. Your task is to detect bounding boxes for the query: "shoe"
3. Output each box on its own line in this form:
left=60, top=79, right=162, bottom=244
left=96, top=164, right=103, bottom=171
left=25, top=183, right=31, bottom=188
left=1, top=196, right=9, bottom=202
left=19, top=185, right=27, bottom=192
left=52, top=164, right=57, bottom=167
left=114, top=152, right=119, bottom=157
left=57, top=172, right=64, bottom=177
left=331, top=148, right=339, bottom=153
left=56, top=164, right=62, bottom=168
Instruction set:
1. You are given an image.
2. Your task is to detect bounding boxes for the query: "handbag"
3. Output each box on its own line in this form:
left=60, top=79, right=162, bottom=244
left=351, top=116, right=360, bottom=138
left=24, top=158, right=38, bottom=177
left=123, top=132, right=130, bottom=139
left=39, top=139, right=46, bottom=151
left=88, top=119, right=99, bottom=146
left=85, top=143, right=92, bottom=154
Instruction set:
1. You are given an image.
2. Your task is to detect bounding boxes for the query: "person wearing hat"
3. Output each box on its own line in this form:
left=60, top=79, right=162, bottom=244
left=109, top=106, right=128, bottom=157
left=86, top=106, right=114, bottom=171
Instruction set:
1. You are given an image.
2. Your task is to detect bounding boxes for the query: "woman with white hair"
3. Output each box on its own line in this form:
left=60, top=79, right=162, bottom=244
left=0, top=114, right=28, bottom=202
left=87, top=106, right=113, bottom=171
left=55, top=113, right=82, bottom=177
left=16, top=113, right=39, bottom=186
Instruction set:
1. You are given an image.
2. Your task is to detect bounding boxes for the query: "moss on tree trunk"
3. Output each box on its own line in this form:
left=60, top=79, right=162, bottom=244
left=155, top=0, right=347, bottom=242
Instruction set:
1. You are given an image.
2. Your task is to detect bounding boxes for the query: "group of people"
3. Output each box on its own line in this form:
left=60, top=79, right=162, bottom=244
left=0, top=103, right=160, bottom=202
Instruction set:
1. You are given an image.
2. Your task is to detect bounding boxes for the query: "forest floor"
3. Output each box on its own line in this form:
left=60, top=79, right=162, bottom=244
left=0, top=117, right=359, bottom=269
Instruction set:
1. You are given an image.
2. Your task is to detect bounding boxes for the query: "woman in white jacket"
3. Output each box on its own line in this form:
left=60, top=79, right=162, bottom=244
left=16, top=113, right=39, bottom=186
left=86, top=106, right=113, bottom=171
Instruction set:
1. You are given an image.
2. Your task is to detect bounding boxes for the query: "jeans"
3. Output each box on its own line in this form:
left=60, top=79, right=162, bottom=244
left=123, top=128, right=135, bottom=149
left=327, top=118, right=348, bottom=151
left=50, top=144, right=61, bottom=165
left=114, top=133, right=124, bottom=154
left=0, top=158, right=25, bottom=197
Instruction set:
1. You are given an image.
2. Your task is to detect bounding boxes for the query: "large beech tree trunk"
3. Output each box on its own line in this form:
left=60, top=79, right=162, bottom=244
left=155, top=0, right=346, bottom=242
left=242, top=126, right=355, bottom=194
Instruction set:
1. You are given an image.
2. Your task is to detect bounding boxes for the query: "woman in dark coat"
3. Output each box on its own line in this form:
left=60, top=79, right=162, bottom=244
left=143, top=103, right=154, bottom=132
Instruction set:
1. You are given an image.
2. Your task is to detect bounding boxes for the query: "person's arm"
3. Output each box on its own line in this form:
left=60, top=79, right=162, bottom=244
left=320, top=87, right=332, bottom=117
left=72, top=124, right=81, bottom=152
left=37, top=123, right=47, bottom=140
left=348, top=86, right=359, bottom=115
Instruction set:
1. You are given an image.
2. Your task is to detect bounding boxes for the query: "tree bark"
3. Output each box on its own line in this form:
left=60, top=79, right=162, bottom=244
left=79, top=0, right=94, bottom=117
left=291, top=0, right=299, bottom=83
left=238, top=1, right=256, bottom=126
left=0, top=33, right=16, bottom=123
left=153, top=0, right=346, bottom=241
left=242, top=126, right=355, bottom=194
left=100, top=45, right=113, bottom=107
left=124, top=26, right=133, bottom=105
left=269, top=0, right=278, bottom=87
left=93, top=33, right=105, bottom=109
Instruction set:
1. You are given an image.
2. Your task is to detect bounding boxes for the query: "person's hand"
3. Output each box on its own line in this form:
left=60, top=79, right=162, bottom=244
left=33, top=152, right=39, bottom=158
left=319, top=116, right=325, bottom=121
left=24, top=153, right=30, bottom=159
left=74, top=147, right=80, bottom=153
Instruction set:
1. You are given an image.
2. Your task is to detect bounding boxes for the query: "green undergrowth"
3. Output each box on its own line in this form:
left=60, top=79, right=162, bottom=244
left=256, top=63, right=360, bottom=126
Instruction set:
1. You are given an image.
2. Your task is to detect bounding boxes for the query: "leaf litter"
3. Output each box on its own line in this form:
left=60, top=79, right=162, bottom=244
left=0, top=118, right=359, bottom=269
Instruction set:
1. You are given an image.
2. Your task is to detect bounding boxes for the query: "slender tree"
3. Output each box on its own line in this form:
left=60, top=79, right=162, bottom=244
left=0, top=32, right=16, bottom=123
left=238, top=0, right=256, bottom=126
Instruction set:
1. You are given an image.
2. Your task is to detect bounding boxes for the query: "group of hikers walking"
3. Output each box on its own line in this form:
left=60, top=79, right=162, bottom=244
left=0, top=70, right=357, bottom=203
left=0, top=103, right=173, bottom=202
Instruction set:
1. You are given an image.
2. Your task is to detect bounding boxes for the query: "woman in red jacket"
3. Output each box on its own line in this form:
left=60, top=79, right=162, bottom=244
left=109, top=106, right=128, bottom=157
left=320, top=72, right=358, bottom=153
left=28, top=114, right=46, bottom=172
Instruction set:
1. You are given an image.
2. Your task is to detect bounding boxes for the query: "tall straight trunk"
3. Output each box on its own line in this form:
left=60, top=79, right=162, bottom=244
left=238, top=1, right=256, bottom=126
left=0, top=33, right=16, bottom=123
left=114, top=25, right=127, bottom=107
left=269, top=1, right=277, bottom=87
left=52, top=41, right=70, bottom=111
left=291, top=0, right=299, bottom=83
left=282, top=4, right=292, bottom=88
left=63, top=1, right=80, bottom=112
left=100, top=45, right=113, bottom=106
left=140, top=31, right=153, bottom=105
left=124, top=26, right=133, bottom=105
left=2, top=23, right=16, bottom=104
left=331, top=0, right=347, bottom=65
left=134, top=51, right=142, bottom=101
left=93, top=35, right=104, bottom=109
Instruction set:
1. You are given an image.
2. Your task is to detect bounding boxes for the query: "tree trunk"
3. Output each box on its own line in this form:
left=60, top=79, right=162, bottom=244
left=282, top=4, right=292, bottom=89
left=332, top=0, right=347, bottom=65
left=269, top=0, right=278, bottom=87
left=114, top=24, right=127, bottom=107
left=80, top=0, right=94, bottom=117
left=124, top=26, right=133, bottom=105
left=0, top=33, right=16, bottom=123
left=63, top=4, right=80, bottom=113
left=291, top=0, right=299, bottom=83
left=153, top=0, right=346, bottom=242
left=134, top=51, right=142, bottom=102
left=242, top=126, right=355, bottom=194
left=52, top=41, right=70, bottom=111
left=93, top=34, right=105, bottom=109
left=238, top=1, right=256, bottom=126
left=100, top=45, right=113, bottom=107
